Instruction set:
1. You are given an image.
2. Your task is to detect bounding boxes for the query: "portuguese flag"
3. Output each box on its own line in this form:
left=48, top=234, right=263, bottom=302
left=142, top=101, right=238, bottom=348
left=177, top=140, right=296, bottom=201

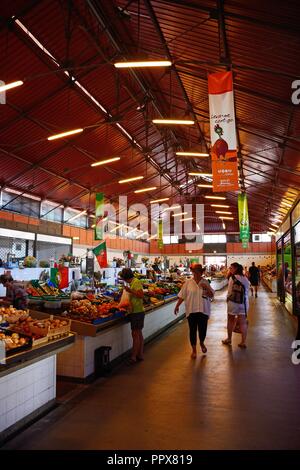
left=50, top=266, right=69, bottom=289
left=93, top=241, right=108, bottom=268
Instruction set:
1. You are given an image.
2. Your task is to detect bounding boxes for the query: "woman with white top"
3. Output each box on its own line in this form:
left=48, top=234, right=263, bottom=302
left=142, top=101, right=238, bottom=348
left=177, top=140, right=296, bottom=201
left=174, top=264, right=214, bottom=358
left=222, top=262, right=250, bottom=349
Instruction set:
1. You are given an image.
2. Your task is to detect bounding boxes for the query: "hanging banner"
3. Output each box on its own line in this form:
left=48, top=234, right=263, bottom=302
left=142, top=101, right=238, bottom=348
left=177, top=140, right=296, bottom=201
left=93, top=241, right=108, bottom=268
left=95, top=193, right=104, bottom=240
left=158, top=219, right=163, bottom=249
left=208, top=71, right=239, bottom=192
left=238, top=193, right=250, bottom=244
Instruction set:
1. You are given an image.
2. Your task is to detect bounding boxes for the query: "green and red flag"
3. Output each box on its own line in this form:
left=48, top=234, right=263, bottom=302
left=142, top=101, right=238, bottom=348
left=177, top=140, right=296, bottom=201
left=50, top=266, right=69, bottom=289
left=238, top=193, right=250, bottom=246
left=93, top=241, right=108, bottom=268
left=95, top=192, right=105, bottom=240
left=157, top=219, right=163, bottom=249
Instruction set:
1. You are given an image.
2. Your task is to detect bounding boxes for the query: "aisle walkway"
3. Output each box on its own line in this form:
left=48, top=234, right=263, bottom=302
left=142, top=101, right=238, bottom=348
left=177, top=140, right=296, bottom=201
left=3, top=288, right=300, bottom=450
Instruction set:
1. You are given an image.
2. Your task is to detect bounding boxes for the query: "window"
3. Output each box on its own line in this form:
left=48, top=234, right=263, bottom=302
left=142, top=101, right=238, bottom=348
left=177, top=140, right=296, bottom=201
left=163, top=235, right=179, bottom=244
left=41, top=201, right=63, bottom=223
left=252, top=233, right=271, bottom=242
left=1, top=190, right=40, bottom=217
left=64, top=208, right=87, bottom=228
left=203, top=234, right=226, bottom=243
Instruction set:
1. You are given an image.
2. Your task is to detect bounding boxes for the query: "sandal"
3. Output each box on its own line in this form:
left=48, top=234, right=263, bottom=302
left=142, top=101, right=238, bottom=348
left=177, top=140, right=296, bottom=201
left=200, top=343, right=207, bottom=354
left=126, top=358, right=137, bottom=365
left=238, top=343, right=247, bottom=349
left=222, top=339, right=232, bottom=346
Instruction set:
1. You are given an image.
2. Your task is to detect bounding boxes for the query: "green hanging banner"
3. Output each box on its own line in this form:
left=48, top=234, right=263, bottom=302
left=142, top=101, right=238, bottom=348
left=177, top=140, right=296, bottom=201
left=238, top=193, right=250, bottom=244
left=157, top=219, right=163, bottom=249
left=95, top=193, right=104, bottom=240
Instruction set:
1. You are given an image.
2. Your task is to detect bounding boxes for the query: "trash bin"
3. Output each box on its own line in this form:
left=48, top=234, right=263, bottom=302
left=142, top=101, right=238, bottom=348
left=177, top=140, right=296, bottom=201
left=94, top=346, right=112, bottom=377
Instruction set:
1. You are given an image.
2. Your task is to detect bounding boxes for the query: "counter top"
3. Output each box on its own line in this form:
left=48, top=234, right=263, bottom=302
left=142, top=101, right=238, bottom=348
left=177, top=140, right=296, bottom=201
left=0, top=333, right=75, bottom=378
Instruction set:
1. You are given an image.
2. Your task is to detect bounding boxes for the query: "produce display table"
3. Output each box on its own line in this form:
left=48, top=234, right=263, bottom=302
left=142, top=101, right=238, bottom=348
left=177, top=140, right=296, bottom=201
left=56, top=298, right=184, bottom=381
left=261, top=274, right=277, bottom=293
left=210, top=276, right=228, bottom=291
left=0, top=333, right=75, bottom=440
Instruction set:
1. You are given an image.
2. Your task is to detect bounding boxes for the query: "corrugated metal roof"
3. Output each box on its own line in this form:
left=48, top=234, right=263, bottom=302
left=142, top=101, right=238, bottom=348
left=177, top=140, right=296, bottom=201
left=0, top=0, right=299, bottom=234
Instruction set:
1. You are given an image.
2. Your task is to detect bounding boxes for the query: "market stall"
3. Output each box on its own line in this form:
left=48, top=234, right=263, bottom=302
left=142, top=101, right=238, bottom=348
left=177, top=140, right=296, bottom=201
left=0, top=306, right=75, bottom=439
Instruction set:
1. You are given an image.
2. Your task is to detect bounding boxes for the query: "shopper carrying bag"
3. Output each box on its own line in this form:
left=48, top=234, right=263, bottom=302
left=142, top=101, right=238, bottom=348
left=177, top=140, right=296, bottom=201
left=222, top=263, right=250, bottom=349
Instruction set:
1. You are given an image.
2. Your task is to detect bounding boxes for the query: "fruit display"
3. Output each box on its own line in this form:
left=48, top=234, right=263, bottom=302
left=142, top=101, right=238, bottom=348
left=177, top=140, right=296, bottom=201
left=0, top=330, right=31, bottom=353
left=11, top=316, right=71, bottom=341
left=0, top=306, right=30, bottom=324
left=27, top=280, right=70, bottom=299
left=62, top=299, right=126, bottom=324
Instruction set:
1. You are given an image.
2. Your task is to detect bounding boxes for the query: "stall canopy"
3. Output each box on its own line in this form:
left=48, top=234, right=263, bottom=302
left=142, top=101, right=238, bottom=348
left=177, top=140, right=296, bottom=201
left=0, top=0, right=299, bottom=233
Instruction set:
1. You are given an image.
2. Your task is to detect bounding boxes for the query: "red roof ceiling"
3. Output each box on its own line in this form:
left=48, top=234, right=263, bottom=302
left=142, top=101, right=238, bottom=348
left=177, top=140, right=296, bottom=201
left=0, top=0, right=299, bottom=234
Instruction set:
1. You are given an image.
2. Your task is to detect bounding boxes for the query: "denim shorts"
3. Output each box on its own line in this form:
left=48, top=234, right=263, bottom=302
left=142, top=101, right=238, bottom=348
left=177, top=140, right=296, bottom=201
left=129, top=312, right=145, bottom=330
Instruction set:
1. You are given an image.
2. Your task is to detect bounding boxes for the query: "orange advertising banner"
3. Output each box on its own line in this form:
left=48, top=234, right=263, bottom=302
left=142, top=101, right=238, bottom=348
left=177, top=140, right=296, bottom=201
left=208, top=71, right=239, bottom=192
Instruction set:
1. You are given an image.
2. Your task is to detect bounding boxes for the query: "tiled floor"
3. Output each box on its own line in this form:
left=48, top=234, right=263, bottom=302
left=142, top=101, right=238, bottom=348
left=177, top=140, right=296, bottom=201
left=2, top=287, right=300, bottom=450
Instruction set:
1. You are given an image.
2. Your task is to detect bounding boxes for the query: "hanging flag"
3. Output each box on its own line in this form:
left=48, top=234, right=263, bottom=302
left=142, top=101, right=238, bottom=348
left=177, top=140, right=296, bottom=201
left=208, top=71, right=239, bottom=192
left=157, top=219, right=163, bottom=249
left=238, top=193, right=250, bottom=244
left=93, top=241, right=108, bottom=268
left=95, top=193, right=105, bottom=240
left=50, top=266, right=69, bottom=289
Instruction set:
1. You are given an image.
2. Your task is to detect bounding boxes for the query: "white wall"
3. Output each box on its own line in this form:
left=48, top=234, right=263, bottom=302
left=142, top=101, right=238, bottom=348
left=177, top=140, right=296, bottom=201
left=227, top=254, right=275, bottom=268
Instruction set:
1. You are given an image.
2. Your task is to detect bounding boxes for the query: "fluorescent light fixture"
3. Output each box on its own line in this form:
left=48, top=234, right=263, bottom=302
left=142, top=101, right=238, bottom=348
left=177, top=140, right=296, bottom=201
left=66, top=210, right=87, bottom=223
left=152, top=119, right=194, bottom=125
left=219, top=216, right=234, bottom=220
left=0, top=228, right=35, bottom=241
left=196, top=223, right=200, bottom=230
left=180, top=180, right=193, bottom=188
left=172, top=212, right=188, bottom=217
left=91, top=157, right=120, bottom=167
left=4, top=187, right=41, bottom=201
left=215, top=211, right=232, bottom=214
left=110, top=224, right=123, bottom=233
left=281, top=201, right=292, bottom=208
left=270, top=223, right=279, bottom=228
left=0, top=80, right=23, bottom=92
left=147, top=234, right=157, bottom=241
left=150, top=197, right=170, bottom=204
left=37, top=234, right=72, bottom=245
left=189, top=172, right=213, bottom=177
left=211, top=204, right=230, bottom=208
left=176, top=152, right=209, bottom=157
left=197, top=184, right=213, bottom=188
left=180, top=217, right=193, bottom=222
left=136, top=231, right=149, bottom=239
left=134, top=186, right=157, bottom=193
left=72, top=236, right=80, bottom=240
left=114, top=60, right=172, bottom=68
left=91, top=224, right=96, bottom=228
left=205, top=196, right=226, bottom=200
left=47, top=128, right=83, bottom=141
left=222, top=222, right=226, bottom=230
left=119, top=176, right=144, bottom=184
left=163, top=205, right=181, bottom=212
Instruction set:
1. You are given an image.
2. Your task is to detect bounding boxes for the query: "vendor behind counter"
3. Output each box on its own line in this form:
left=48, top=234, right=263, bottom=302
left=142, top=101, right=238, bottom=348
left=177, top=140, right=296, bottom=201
left=0, top=274, right=28, bottom=310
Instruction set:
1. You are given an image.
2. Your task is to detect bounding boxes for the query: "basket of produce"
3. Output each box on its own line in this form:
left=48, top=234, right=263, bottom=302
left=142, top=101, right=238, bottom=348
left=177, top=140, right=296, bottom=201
left=0, top=306, right=30, bottom=324
left=0, top=328, right=32, bottom=356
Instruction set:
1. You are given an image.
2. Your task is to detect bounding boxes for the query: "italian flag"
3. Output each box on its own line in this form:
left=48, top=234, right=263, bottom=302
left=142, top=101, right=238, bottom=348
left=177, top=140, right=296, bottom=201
left=93, top=241, right=108, bottom=268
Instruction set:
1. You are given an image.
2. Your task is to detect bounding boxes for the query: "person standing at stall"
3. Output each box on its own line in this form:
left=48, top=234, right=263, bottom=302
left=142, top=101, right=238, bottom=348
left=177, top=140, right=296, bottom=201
left=249, top=261, right=260, bottom=297
left=119, top=268, right=145, bottom=364
left=0, top=274, right=28, bottom=310
left=174, top=264, right=214, bottom=358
